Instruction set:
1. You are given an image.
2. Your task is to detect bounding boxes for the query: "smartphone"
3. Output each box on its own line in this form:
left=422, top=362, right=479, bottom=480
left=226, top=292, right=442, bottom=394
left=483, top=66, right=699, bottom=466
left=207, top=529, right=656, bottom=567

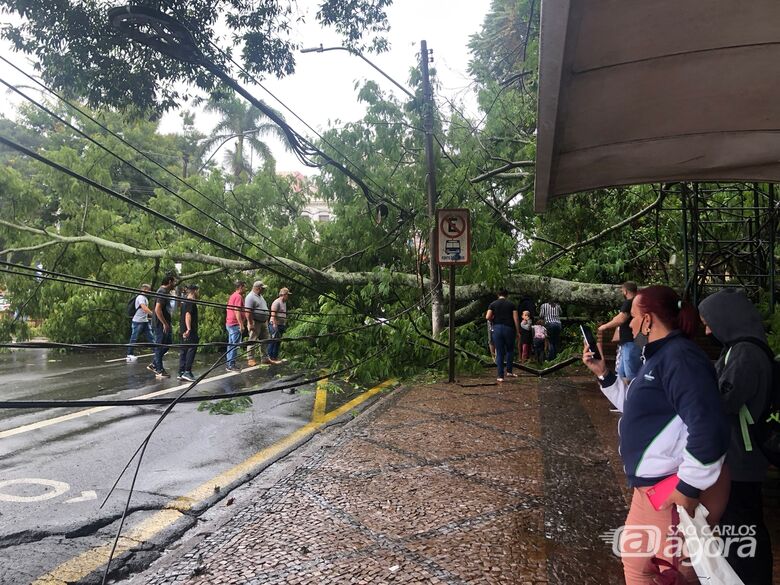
left=580, top=325, right=602, bottom=361
left=646, top=474, right=678, bottom=511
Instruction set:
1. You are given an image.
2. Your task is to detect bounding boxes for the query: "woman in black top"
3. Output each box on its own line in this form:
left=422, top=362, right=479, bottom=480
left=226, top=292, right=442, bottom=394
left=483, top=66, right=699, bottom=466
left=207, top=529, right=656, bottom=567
left=485, top=290, right=520, bottom=382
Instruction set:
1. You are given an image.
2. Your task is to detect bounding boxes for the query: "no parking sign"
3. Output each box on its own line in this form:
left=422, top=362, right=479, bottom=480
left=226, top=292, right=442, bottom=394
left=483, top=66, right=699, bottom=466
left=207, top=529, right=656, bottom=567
left=435, top=209, right=471, bottom=266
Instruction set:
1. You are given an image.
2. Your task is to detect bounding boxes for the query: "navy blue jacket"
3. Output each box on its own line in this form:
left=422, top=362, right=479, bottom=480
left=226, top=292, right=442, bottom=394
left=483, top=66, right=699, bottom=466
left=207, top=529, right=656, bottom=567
left=600, top=331, right=730, bottom=497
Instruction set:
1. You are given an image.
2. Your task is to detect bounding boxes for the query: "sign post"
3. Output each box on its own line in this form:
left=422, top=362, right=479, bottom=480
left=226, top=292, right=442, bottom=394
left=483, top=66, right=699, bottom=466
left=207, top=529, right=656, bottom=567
left=435, top=209, right=471, bottom=383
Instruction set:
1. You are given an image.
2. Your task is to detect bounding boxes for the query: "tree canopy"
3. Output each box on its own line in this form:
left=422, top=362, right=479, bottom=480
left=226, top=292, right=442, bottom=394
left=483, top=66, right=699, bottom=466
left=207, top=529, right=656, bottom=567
left=0, top=0, right=776, bottom=377
left=0, top=0, right=392, bottom=114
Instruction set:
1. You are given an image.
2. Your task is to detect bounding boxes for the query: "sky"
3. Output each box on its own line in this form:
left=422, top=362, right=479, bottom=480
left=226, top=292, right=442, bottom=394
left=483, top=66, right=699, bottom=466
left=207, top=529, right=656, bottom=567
left=0, top=0, right=493, bottom=175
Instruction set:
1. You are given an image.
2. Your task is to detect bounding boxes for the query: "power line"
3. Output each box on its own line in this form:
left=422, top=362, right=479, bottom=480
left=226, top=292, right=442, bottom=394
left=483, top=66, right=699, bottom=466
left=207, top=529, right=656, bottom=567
left=0, top=263, right=431, bottom=346
left=0, top=134, right=380, bottom=316
left=0, top=65, right=327, bottom=282
left=0, top=57, right=400, bottom=310
left=205, top=41, right=410, bottom=215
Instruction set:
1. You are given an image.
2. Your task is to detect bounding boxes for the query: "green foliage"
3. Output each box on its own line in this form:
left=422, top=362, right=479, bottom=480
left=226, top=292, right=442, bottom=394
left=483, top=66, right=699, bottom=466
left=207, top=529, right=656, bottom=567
left=198, top=396, right=253, bottom=415
left=1, top=0, right=392, bottom=114
left=1, top=0, right=775, bottom=386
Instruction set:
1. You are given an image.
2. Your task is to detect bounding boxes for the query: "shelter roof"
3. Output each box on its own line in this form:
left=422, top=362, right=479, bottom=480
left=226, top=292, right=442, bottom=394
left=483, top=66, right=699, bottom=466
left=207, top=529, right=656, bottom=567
left=534, top=0, right=780, bottom=211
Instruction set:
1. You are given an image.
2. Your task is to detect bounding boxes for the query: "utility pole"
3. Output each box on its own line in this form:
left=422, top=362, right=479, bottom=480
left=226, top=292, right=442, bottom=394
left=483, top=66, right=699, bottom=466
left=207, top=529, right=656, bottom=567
left=421, top=40, right=444, bottom=336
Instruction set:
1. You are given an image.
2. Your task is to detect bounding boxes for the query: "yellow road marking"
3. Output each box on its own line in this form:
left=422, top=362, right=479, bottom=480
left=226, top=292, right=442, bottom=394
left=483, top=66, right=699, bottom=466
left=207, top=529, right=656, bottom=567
left=32, top=378, right=397, bottom=585
left=312, top=377, right=328, bottom=422
left=0, top=366, right=264, bottom=440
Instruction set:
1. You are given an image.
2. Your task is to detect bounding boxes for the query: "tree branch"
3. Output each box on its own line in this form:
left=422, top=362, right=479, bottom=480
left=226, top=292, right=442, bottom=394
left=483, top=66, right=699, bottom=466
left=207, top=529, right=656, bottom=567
left=0, top=220, right=623, bottom=309
left=539, top=191, right=668, bottom=267
left=470, top=161, right=535, bottom=184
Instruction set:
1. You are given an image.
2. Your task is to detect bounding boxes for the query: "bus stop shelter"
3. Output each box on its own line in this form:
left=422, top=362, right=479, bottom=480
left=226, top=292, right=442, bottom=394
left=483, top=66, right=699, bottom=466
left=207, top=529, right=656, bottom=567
left=534, top=0, right=778, bottom=306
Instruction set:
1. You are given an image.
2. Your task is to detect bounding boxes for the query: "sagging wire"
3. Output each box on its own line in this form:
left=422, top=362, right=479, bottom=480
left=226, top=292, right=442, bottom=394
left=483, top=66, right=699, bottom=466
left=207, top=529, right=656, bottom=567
left=0, top=275, right=430, bottom=360
left=0, top=261, right=342, bottom=327
left=0, top=59, right=354, bottom=296
left=0, top=73, right=328, bottom=289
left=0, top=261, right=430, bottom=347
left=0, top=60, right=405, bottom=319
left=0, top=55, right=317, bottom=273
left=110, top=3, right=405, bottom=223
left=99, top=339, right=389, bottom=584
left=0, top=134, right=386, bottom=318
left=208, top=41, right=410, bottom=217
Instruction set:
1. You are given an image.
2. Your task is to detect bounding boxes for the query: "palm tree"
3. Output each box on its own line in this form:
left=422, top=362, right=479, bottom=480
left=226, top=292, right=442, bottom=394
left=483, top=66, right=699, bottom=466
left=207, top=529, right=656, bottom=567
left=200, top=95, right=290, bottom=182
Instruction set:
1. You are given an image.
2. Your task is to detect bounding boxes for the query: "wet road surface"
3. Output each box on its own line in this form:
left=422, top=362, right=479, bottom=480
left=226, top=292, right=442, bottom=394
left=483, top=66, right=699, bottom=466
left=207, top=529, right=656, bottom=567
left=0, top=349, right=364, bottom=584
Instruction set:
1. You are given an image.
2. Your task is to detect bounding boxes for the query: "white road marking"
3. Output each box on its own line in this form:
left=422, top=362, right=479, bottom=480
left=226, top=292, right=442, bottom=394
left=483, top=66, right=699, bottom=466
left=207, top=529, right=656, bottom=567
left=0, top=478, right=70, bottom=503
left=104, top=353, right=154, bottom=363
left=0, top=365, right=263, bottom=440
left=65, top=490, right=97, bottom=504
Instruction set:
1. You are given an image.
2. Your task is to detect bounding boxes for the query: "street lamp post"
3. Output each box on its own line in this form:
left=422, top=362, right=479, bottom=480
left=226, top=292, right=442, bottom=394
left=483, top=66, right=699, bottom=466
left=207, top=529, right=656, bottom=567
left=300, top=45, right=415, bottom=101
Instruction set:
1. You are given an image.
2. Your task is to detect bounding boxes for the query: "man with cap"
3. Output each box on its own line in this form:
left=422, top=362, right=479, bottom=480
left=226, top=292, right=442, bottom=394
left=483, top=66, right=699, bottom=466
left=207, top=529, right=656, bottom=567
left=177, top=284, right=200, bottom=382
left=244, top=280, right=271, bottom=366
left=268, top=287, right=290, bottom=363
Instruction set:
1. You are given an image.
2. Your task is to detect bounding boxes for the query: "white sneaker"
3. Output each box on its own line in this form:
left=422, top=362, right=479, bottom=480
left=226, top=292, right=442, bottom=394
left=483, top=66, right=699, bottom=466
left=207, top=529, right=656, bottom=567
left=126, top=355, right=138, bottom=363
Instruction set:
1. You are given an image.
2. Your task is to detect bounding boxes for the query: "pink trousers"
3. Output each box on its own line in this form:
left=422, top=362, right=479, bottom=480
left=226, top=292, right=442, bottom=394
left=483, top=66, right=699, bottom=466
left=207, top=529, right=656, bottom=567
left=620, top=467, right=731, bottom=585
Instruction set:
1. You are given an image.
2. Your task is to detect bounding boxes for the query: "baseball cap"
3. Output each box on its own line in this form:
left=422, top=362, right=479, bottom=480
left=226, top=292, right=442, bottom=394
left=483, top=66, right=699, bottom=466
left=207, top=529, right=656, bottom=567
left=253, top=280, right=266, bottom=289
left=279, top=287, right=291, bottom=295
left=185, top=283, right=200, bottom=291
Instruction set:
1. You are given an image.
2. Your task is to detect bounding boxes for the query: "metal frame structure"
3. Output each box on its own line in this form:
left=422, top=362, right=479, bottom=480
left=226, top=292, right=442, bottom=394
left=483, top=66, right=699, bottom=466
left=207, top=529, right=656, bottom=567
left=678, top=182, right=777, bottom=310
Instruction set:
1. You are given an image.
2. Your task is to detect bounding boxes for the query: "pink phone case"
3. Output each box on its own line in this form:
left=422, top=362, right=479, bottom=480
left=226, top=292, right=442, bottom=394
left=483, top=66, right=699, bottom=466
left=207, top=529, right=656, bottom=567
left=646, top=474, right=678, bottom=511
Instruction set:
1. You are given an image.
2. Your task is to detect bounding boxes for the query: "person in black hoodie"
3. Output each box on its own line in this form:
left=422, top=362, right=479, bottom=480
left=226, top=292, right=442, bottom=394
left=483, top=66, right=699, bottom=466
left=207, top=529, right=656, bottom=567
left=699, top=289, right=774, bottom=585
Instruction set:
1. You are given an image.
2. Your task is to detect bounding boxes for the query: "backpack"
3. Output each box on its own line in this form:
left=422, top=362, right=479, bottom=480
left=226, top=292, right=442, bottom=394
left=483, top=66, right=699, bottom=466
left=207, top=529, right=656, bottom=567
left=127, top=296, right=137, bottom=318
left=726, top=337, right=780, bottom=466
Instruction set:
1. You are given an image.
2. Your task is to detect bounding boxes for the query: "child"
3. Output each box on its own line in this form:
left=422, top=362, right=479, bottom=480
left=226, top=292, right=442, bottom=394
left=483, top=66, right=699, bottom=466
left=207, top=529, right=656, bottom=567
left=532, top=318, right=547, bottom=364
left=519, top=310, right=533, bottom=362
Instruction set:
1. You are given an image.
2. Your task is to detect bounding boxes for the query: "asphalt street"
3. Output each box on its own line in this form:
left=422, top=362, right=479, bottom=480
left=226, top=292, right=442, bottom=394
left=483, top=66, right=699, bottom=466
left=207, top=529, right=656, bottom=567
left=0, top=348, right=358, bottom=584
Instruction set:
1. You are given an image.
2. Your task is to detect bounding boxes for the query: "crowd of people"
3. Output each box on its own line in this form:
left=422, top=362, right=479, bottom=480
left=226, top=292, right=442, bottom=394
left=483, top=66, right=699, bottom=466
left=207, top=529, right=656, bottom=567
left=584, top=284, right=774, bottom=585
left=125, top=275, right=291, bottom=381
left=485, top=284, right=775, bottom=584
left=485, top=292, right=562, bottom=381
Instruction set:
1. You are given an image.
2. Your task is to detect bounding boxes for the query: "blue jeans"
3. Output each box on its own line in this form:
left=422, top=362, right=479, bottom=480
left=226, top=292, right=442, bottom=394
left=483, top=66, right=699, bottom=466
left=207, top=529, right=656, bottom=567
left=268, top=323, right=286, bottom=359
left=492, top=324, right=516, bottom=379
left=618, top=341, right=642, bottom=381
left=226, top=324, right=242, bottom=367
left=152, top=326, right=172, bottom=372
left=127, top=321, right=155, bottom=356
left=546, top=321, right=562, bottom=360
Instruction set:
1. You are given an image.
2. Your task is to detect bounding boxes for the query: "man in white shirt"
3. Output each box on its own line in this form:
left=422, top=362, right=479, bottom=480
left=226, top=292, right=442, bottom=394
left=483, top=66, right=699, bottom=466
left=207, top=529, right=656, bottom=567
left=126, top=284, right=154, bottom=362
left=244, top=281, right=271, bottom=367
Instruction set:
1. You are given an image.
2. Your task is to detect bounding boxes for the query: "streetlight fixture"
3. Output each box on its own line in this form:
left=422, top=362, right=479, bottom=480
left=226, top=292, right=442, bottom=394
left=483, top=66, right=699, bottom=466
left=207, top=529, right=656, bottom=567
left=300, top=44, right=416, bottom=101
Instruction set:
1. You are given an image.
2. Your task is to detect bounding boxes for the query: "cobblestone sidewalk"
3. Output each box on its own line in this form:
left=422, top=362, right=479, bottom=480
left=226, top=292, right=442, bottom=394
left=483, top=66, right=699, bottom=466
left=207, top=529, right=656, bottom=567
left=128, top=376, right=634, bottom=584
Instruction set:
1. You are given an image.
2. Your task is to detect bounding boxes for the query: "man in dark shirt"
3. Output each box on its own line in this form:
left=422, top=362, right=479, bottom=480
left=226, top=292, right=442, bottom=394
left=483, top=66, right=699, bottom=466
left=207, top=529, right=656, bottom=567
left=151, top=273, right=177, bottom=378
left=178, top=284, right=200, bottom=382
left=598, top=281, right=641, bottom=382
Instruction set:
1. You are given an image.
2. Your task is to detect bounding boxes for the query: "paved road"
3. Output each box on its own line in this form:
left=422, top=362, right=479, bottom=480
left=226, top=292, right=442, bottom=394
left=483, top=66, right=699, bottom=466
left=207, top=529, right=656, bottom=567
left=0, top=349, right=361, bottom=584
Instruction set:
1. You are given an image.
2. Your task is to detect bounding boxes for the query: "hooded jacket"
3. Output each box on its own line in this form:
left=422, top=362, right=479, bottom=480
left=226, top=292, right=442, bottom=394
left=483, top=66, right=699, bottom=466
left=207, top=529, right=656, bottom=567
left=698, top=289, right=771, bottom=482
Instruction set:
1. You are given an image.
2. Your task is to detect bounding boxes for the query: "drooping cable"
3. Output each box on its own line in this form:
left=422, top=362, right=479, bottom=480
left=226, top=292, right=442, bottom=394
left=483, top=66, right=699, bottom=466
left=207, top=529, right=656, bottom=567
left=0, top=56, right=319, bottom=272
left=99, top=339, right=389, bottom=584
left=0, top=134, right=378, bottom=315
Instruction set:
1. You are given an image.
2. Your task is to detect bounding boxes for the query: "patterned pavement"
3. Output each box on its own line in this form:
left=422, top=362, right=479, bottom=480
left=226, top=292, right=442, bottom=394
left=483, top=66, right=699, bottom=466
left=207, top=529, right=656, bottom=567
left=130, top=373, right=780, bottom=584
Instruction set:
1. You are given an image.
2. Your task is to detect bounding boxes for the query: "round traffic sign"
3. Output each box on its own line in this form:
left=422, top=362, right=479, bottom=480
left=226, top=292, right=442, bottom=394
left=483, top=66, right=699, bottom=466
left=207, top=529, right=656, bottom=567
left=440, top=215, right=465, bottom=238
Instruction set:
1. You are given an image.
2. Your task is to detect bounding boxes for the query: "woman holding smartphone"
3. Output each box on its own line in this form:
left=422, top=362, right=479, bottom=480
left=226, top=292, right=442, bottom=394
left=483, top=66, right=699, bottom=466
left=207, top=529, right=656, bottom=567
left=582, top=285, right=730, bottom=585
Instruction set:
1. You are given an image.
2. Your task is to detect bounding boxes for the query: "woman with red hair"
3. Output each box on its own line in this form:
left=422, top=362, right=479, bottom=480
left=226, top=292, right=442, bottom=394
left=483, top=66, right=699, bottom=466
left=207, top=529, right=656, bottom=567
left=583, top=285, right=730, bottom=584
